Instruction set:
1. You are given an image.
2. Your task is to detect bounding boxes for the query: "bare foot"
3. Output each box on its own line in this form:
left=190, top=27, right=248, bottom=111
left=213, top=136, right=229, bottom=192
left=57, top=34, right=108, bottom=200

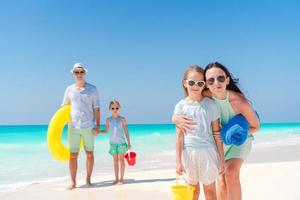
left=113, top=179, right=119, bottom=185
left=117, top=179, right=124, bottom=185
left=66, top=183, right=76, bottom=190
left=86, top=178, right=92, bottom=186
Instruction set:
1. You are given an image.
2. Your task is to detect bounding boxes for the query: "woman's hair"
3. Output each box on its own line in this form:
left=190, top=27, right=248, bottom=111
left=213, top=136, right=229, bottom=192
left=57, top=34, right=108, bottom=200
left=109, top=100, right=121, bottom=110
left=204, top=62, right=244, bottom=95
left=182, top=65, right=204, bottom=97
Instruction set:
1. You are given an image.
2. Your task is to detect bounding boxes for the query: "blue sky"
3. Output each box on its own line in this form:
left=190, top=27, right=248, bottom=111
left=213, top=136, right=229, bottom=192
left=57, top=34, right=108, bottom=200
left=0, top=0, right=299, bottom=125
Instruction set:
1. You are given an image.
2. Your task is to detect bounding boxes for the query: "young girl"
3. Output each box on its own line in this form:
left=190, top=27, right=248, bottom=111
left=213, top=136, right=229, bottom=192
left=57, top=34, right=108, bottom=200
left=173, top=65, right=225, bottom=200
left=101, top=100, right=131, bottom=185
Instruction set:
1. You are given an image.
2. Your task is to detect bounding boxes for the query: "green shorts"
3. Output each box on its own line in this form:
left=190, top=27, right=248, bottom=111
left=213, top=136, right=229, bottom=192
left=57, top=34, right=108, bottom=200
left=69, top=127, right=95, bottom=153
left=224, top=136, right=253, bottom=161
left=109, top=143, right=128, bottom=155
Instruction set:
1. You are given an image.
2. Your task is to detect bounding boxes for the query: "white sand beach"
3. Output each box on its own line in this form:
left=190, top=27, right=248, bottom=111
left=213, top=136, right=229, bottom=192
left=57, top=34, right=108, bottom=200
left=2, top=144, right=300, bottom=200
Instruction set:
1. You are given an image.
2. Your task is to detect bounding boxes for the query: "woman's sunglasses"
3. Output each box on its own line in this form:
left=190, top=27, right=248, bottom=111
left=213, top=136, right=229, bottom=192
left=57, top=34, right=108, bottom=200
left=111, top=107, right=119, bottom=110
left=206, top=75, right=226, bottom=85
left=186, top=79, right=205, bottom=87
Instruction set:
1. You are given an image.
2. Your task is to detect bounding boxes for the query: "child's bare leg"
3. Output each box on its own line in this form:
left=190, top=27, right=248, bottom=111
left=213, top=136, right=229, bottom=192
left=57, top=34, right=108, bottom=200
left=192, top=183, right=200, bottom=200
left=217, top=174, right=227, bottom=200
left=203, top=182, right=217, bottom=200
left=118, top=154, right=125, bottom=184
left=113, top=155, right=119, bottom=184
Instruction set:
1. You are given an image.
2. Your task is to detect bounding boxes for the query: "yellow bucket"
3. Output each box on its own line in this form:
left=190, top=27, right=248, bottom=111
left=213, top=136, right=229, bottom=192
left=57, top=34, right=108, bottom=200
left=171, top=175, right=195, bottom=200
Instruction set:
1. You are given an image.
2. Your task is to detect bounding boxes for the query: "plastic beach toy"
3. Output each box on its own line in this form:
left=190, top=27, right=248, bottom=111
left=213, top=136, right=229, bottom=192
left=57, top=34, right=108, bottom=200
left=171, top=175, right=195, bottom=200
left=124, top=151, right=136, bottom=166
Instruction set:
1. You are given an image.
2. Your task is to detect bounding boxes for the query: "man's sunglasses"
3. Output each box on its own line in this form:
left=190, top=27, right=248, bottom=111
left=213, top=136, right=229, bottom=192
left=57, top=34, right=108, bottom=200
left=186, top=79, right=205, bottom=87
left=206, top=75, right=226, bottom=85
left=111, top=107, right=119, bottom=110
left=74, top=71, right=85, bottom=75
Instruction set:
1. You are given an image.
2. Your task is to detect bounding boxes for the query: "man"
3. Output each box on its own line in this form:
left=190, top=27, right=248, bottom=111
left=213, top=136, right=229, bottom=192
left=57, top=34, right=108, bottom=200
left=62, top=63, right=100, bottom=190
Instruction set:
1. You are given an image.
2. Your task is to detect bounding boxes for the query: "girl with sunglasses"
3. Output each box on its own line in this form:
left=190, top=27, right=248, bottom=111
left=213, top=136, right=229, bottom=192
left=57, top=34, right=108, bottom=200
left=99, top=100, right=131, bottom=185
left=174, top=62, right=260, bottom=200
left=173, top=65, right=225, bottom=200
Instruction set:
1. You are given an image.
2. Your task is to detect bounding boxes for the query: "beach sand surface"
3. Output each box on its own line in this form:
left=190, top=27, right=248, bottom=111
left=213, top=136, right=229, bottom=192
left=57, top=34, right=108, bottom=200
left=2, top=144, right=300, bottom=200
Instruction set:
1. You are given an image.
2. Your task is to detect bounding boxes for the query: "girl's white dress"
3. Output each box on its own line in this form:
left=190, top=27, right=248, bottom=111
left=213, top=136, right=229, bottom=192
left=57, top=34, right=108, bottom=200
left=174, top=97, right=221, bottom=185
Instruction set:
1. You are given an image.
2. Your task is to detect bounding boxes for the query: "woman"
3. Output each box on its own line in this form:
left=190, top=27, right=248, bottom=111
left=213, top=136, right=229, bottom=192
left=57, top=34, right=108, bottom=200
left=173, top=62, right=260, bottom=200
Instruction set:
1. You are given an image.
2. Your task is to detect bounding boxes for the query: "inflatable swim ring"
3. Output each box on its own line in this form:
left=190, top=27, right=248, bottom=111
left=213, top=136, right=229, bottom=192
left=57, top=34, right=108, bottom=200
left=47, top=105, right=80, bottom=162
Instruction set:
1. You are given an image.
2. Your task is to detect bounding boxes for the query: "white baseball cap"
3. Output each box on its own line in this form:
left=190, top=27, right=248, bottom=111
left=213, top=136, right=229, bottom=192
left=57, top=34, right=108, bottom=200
left=70, top=63, right=88, bottom=73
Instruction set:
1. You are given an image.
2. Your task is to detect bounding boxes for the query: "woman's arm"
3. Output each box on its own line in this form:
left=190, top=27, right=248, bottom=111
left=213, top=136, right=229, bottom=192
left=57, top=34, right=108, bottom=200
left=172, top=114, right=196, bottom=133
left=240, top=102, right=260, bottom=134
left=212, top=119, right=225, bottom=175
left=122, top=118, right=131, bottom=149
left=100, top=118, right=109, bottom=134
left=232, top=93, right=260, bottom=134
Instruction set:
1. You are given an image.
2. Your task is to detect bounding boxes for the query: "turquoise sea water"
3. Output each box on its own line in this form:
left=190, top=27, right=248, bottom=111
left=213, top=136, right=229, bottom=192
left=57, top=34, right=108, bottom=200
left=1, top=123, right=300, bottom=192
